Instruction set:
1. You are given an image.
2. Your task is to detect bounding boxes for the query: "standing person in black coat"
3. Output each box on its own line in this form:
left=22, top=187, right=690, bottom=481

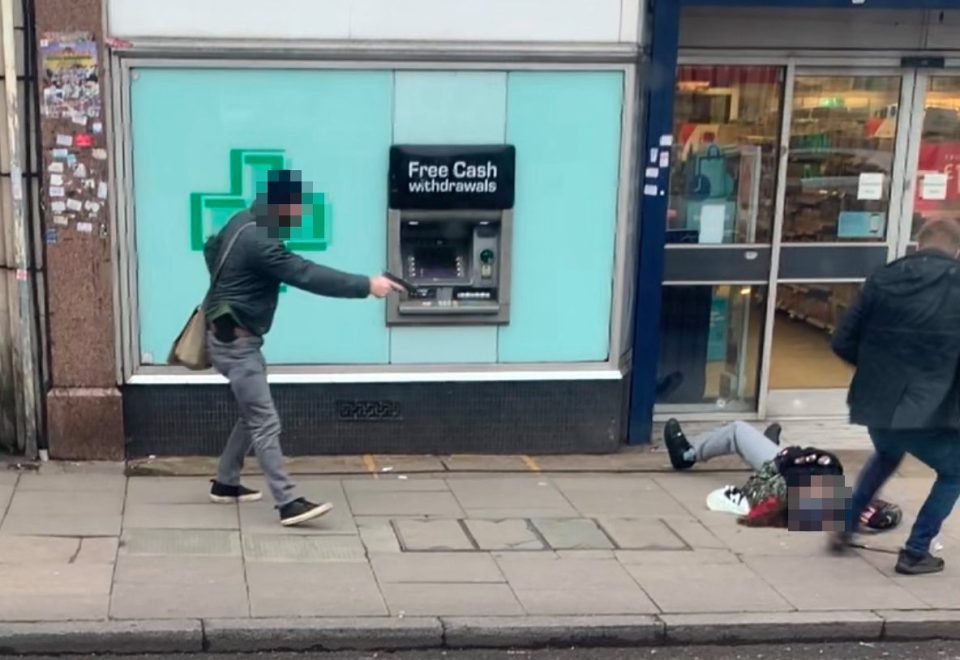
left=830, top=218, right=960, bottom=574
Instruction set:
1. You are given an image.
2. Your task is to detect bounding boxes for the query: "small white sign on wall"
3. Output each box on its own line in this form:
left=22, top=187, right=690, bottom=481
left=922, top=173, right=948, bottom=201
left=857, top=172, right=884, bottom=201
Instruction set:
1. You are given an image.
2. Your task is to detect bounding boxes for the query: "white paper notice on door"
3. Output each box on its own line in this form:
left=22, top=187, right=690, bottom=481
left=857, top=172, right=884, bottom=200
left=922, top=173, right=949, bottom=201
left=699, top=204, right=726, bottom=244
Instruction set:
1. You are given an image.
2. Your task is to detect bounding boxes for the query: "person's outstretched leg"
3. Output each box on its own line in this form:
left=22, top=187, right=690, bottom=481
left=693, top=421, right=779, bottom=471
left=211, top=419, right=263, bottom=503
left=832, top=428, right=904, bottom=553
left=209, top=334, right=331, bottom=526
left=665, top=420, right=778, bottom=471
left=895, top=431, right=960, bottom=574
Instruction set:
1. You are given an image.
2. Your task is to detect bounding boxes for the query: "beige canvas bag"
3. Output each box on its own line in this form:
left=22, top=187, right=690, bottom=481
left=168, top=222, right=254, bottom=370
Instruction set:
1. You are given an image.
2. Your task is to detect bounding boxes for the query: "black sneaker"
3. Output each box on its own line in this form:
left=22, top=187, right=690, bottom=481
left=828, top=530, right=853, bottom=555
left=209, top=480, right=262, bottom=504
left=664, top=419, right=695, bottom=471
left=279, top=498, right=334, bottom=527
left=764, top=423, right=782, bottom=446
left=895, top=549, right=945, bottom=575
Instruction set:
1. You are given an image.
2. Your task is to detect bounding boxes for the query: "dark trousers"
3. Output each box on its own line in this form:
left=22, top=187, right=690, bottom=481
left=847, top=428, right=960, bottom=555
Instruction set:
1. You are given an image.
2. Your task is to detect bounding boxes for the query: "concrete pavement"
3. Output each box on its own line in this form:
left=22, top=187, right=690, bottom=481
left=0, top=451, right=958, bottom=654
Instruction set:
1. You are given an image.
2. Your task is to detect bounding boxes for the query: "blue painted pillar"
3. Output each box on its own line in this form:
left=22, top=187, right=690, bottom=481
left=627, top=0, right=681, bottom=444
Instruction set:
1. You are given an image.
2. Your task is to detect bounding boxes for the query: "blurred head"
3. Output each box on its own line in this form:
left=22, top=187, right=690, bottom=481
left=917, top=218, right=960, bottom=258
left=266, top=169, right=303, bottom=228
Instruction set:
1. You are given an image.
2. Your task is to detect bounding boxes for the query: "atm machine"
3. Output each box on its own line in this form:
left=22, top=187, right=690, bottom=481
left=386, top=145, right=515, bottom=325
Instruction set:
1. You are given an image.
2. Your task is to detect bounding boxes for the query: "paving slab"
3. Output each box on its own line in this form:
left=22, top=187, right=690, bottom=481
left=369, top=455, right=447, bottom=473
left=75, top=537, right=119, bottom=564
left=531, top=518, right=614, bottom=550
left=371, top=552, right=505, bottom=583
left=114, top=555, right=245, bottom=585
left=624, top=561, right=793, bottom=614
left=0, top=563, right=113, bottom=597
left=393, top=519, right=474, bottom=551
left=110, top=580, right=250, bottom=619
left=342, top=477, right=451, bottom=494
left=0, top=472, right=19, bottom=486
left=0, top=620, right=203, bottom=654
left=879, top=610, right=960, bottom=640
left=496, top=556, right=658, bottom=615
left=532, top=451, right=663, bottom=472
left=442, top=455, right=531, bottom=472
left=448, top=478, right=576, bottom=518
left=242, top=534, right=367, bottom=562
left=744, top=554, right=928, bottom=611
left=0, top=594, right=110, bottom=622
left=552, top=476, right=691, bottom=518
left=662, top=518, right=726, bottom=549
left=120, top=529, right=241, bottom=557
left=15, top=473, right=126, bottom=493
left=889, top=574, right=960, bottom=609
left=204, top=617, right=444, bottom=652
left=0, top=535, right=80, bottom=563
left=123, top=503, right=240, bottom=530
left=0, top=513, right=122, bottom=537
left=443, top=615, right=663, bottom=648
left=597, top=518, right=687, bottom=550
left=615, top=549, right=741, bottom=565
left=463, top=519, right=545, bottom=551
left=661, top=611, right=884, bottom=644
left=356, top=517, right=402, bottom=553
left=346, top=490, right=464, bottom=517
left=125, top=477, right=217, bottom=505
left=245, top=562, right=387, bottom=617
left=380, top=583, right=523, bottom=616
left=7, top=489, right=125, bottom=516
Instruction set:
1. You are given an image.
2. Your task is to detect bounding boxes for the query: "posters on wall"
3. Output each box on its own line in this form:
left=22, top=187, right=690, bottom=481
left=39, top=31, right=106, bottom=241
left=40, top=32, right=100, bottom=120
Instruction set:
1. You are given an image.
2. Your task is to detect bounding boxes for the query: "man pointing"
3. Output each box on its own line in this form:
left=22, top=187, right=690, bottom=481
left=203, top=169, right=402, bottom=526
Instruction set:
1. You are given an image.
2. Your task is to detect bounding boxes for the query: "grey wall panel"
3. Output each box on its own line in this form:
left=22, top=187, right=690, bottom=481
left=679, top=8, right=926, bottom=50
left=778, top=246, right=888, bottom=280
left=663, top=247, right=770, bottom=283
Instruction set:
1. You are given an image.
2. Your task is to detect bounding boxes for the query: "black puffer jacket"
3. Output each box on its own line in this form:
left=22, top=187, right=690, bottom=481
left=202, top=208, right=370, bottom=336
left=832, top=249, right=960, bottom=430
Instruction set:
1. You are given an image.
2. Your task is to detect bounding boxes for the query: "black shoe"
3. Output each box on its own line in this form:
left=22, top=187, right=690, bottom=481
left=664, top=419, right=695, bottom=471
left=828, top=530, right=853, bottom=555
left=895, top=549, right=945, bottom=575
left=279, top=498, right=334, bottom=527
left=209, top=480, right=262, bottom=504
left=764, top=423, right=782, bottom=446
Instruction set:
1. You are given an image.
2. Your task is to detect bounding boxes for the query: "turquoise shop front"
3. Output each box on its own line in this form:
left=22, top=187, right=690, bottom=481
left=120, top=65, right=634, bottom=455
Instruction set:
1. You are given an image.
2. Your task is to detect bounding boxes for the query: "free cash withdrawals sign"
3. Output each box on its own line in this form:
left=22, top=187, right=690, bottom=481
left=389, top=145, right=515, bottom=210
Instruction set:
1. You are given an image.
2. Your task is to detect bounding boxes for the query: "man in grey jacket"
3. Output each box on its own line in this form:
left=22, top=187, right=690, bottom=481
left=203, top=169, right=402, bottom=526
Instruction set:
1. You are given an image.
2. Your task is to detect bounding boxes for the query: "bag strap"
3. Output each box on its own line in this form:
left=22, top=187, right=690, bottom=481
left=210, top=221, right=255, bottom=288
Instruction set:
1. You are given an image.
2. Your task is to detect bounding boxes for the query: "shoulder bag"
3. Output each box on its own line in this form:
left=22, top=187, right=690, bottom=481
left=167, top=222, right=254, bottom=370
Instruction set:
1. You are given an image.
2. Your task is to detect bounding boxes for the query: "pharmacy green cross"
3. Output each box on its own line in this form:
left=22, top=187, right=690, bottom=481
left=189, top=148, right=330, bottom=252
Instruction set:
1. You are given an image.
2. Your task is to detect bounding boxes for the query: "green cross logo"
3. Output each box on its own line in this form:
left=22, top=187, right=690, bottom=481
left=189, top=148, right=330, bottom=252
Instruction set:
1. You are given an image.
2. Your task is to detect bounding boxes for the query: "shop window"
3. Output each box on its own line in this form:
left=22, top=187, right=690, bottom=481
left=783, top=76, right=901, bottom=243
left=912, top=76, right=960, bottom=240
left=668, top=65, right=784, bottom=245
left=768, top=282, right=860, bottom=390
left=655, top=284, right=767, bottom=411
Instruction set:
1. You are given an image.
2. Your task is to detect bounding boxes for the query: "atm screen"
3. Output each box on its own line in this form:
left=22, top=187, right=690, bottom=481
left=414, top=246, right=459, bottom=279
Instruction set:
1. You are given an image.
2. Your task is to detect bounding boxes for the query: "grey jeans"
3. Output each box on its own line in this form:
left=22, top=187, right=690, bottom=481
left=207, top=332, right=296, bottom=507
left=692, top=421, right=779, bottom=471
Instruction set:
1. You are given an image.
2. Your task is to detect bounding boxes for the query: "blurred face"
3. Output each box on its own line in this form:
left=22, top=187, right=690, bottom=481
left=272, top=202, right=303, bottom=227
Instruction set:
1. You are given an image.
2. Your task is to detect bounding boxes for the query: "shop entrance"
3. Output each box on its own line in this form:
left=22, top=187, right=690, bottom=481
left=656, top=61, right=956, bottom=421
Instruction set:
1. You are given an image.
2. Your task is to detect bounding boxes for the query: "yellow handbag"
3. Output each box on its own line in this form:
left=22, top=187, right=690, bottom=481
left=168, top=222, right=254, bottom=370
